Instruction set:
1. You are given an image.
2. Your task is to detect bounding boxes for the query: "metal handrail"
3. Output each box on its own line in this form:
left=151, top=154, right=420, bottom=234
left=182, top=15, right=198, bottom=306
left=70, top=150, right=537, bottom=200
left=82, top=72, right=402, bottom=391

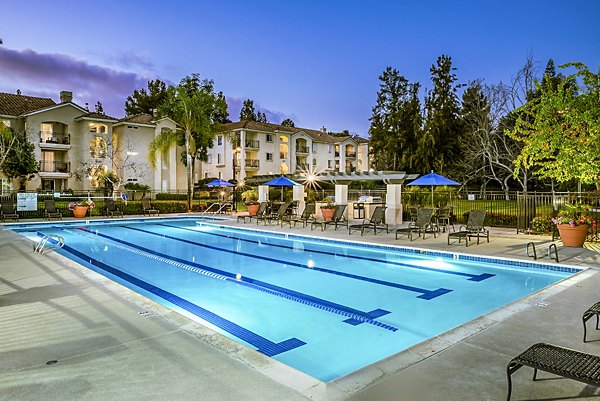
left=526, top=242, right=537, bottom=260
left=34, top=234, right=65, bottom=254
left=548, top=243, right=559, bottom=263
left=39, top=160, right=70, bottom=173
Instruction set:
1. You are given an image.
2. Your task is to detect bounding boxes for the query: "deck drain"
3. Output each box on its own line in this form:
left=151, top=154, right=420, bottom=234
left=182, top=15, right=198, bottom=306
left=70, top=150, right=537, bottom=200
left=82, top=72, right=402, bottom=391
left=46, top=360, right=58, bottom=365
left=138, top=310, right=154, bottom=318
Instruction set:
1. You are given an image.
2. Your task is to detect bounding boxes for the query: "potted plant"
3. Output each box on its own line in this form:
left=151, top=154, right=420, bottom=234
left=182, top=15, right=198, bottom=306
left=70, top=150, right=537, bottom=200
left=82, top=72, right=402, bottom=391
left=241, top=189, right=260, bottom=216
left=552, top=203, right=592, bottom=247
left=320, top=196, right=336, bottom=222
left=68, top=198, right=95, bottom=218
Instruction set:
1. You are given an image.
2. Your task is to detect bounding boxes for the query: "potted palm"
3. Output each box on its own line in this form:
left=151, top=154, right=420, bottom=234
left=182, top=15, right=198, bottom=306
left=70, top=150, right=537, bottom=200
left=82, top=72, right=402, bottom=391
left=241, top=189, right=260, bottom=216
left=552, top=203, right=592, bottom=247
left=320, top=196, right=336, bottom=222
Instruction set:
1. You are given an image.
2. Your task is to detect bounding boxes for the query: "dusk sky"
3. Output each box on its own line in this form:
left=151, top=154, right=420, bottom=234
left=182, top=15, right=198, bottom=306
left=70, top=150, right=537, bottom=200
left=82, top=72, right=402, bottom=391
left=1, top=0, right=599, bottom=136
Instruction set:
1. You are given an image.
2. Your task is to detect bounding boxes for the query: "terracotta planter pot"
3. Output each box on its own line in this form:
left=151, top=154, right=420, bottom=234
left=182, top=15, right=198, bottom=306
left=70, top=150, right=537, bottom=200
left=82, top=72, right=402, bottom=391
left=247, top=204, right=260, bottom=216
left=72, top=205, right=89, bottom=218
left=557, top=224, right=589, bottom=247
left=321, top=207, right=335, bottom=222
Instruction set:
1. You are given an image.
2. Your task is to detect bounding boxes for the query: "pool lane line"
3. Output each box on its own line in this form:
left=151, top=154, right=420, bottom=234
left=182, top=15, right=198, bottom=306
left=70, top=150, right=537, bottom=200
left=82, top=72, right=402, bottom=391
left=157, top=223, right=494, bottom=283
left=36, top=233, right=305, bottom=357
left=122, top=225, right=451, bottom=301
left=60, top=228, right=399, bottom=332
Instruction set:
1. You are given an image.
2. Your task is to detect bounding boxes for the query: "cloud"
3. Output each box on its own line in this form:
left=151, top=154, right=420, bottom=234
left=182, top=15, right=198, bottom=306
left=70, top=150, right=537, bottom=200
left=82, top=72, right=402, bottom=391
left=0, top=47, right=159, bottom=117
left=226, top=95, right=294, bottom=124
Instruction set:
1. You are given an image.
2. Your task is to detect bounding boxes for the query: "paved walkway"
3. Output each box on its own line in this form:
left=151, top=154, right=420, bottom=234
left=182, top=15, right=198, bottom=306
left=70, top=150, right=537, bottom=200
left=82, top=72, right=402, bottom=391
left=1, top=214, right=599, bottom=401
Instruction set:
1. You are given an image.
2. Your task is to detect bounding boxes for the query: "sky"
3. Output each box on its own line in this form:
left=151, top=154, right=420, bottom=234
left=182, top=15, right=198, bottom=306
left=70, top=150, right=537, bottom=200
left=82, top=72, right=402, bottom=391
left=1, top=0, right=599, bottom=136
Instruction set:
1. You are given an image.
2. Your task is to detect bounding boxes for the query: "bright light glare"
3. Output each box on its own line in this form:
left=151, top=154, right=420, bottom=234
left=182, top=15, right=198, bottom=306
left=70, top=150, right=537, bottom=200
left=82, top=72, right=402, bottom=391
left=307, top=259, right=315, bottom=268
left=411, top=259, right=454, bottom=270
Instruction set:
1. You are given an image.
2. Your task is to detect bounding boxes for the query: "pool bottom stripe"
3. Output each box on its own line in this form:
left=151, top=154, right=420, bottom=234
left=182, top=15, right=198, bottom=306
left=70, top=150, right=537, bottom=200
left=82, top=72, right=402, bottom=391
left=61, top=228, right=399, bottom=332
left=125, top=225, right=451, bottom=300
left=159, top=223, right=495, bottom=282
left=36, top=233, right=306, bottom=357
left=344, top=309, right=390, bottom=326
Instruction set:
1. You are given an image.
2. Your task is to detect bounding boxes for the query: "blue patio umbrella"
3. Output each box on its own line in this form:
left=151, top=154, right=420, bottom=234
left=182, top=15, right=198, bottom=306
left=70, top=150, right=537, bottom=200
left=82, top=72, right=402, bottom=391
left=206, top=178, right=234, bottom=187
left=264, top=176, right=301, bottom=201
left=408, top=171, right=460, bottom=206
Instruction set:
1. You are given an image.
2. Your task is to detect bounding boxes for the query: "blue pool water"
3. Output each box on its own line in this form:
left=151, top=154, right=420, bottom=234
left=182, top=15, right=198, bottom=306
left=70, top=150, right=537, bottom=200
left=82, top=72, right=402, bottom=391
left=12, top=218, right=578, bottom=381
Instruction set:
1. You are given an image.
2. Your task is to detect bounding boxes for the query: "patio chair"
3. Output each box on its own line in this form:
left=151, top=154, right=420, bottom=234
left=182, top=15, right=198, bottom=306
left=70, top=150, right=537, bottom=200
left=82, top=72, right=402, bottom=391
left=1, top=200, right=19, bottom=221
left=264, top=201, right=292, bottom=225
left=506, top=343, right=600, bottom=401
left=141, top=198, right=159, bottom=216
left=447, top=210, right=488, bottom=246
left=237, top=202, right=268, bottom=224
left=583, top=301, right=600, bottom=342
left=282, top=203, right=315, bottom=228
left=310, top=204, right=348, bottom=231
left=435, top=206, right=454, bottom=233
left=44, top=199, right=62, bottom=220
left=395, top=207, right=435, bottom=241
left=408, top=206, right=419, bottom=227
left=105, top=198, right=123, bottom=218
left=348, top=206, right=388, bottom=236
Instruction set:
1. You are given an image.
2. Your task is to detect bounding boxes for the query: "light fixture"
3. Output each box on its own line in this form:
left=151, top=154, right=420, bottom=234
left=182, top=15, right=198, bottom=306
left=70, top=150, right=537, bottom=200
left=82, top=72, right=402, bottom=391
left=127, top=151, right=139, bottom=156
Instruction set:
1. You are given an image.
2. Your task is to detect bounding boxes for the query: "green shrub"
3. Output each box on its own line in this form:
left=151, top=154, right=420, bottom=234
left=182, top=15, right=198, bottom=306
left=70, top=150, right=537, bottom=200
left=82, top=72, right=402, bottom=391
left=530, top=216, right=553, bottom=234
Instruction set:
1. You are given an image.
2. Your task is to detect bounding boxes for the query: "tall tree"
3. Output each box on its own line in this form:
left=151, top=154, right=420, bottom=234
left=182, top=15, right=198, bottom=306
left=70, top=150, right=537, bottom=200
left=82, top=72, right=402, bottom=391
left=95, top=101, right=104, bottom=114
left=368, top=67, right=422, bottom=171
left=257, top=111, right=268, bottom=123
left=419, top=54, right=463, bottom=174
left=125, top=79, right=169, bottom=116
left=508, top=62, right=600, bottom=189
left=1, top=132, right=38, bottom=190
left=0, top=121, right=16, bottom=170
left=281, top=118, right=295, bottom=127
left=151, top=75, right=228, bottom=210
left=239, top=99, right=257, bottom=121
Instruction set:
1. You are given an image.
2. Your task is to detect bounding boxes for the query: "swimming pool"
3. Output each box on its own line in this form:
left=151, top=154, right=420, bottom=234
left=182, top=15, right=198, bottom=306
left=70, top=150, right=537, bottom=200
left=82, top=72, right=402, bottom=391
left=11, top=218, right=579, bottom=381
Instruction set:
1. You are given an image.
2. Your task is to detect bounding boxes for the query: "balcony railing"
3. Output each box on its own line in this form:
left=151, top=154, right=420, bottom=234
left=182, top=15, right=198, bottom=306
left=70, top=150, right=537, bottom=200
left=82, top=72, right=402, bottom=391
left=295, top=163, right=310, bottom=171
left=345, top=151, right=356, bottom=158
left=296, top=145, right=309, bottom=154
left=40, top=131, right=70, bottom=145
left=244, top=159, right=260, bottom=168
left=334, top=151, right=340, bottom=157
left=245, top=140, right=260, bottom=149
left=39, top=161, right=70, bottom=173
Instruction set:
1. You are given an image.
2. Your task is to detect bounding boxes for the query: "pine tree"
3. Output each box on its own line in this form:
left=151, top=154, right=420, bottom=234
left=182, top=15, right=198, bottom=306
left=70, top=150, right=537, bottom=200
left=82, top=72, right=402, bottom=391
left=257, top=111, right=268, bottom=123
left=239, top=99, right=258, bottom=121
left=125, top=80, right=169, bottom=116
left=419, top=55, right=463, bottom=174
left=281, top=118, right=295, bottom=127
left=368, top=67, right=422, bottom=171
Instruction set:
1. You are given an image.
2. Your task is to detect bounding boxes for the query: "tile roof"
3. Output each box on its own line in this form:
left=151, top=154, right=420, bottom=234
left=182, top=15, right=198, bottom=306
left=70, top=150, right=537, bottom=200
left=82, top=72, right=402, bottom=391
left=0, top=92, right=56, bottom=116
left=119, top=113, right=155, bottom=125
left=77, top=111, right=118, bottom=121
left=223, top=120, right=356, bottom=144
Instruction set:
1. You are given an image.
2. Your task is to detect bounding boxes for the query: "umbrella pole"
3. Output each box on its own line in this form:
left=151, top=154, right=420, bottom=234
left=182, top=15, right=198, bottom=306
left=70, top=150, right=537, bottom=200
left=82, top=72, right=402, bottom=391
left=281, top=187, right=284, bottom=202
left=431, top=186, right=434, bottom=207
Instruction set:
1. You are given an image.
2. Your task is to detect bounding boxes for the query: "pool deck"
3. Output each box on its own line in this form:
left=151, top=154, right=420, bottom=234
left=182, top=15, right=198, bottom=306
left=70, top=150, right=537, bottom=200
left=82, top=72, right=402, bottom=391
left=1, top=214, right=599, bottom=401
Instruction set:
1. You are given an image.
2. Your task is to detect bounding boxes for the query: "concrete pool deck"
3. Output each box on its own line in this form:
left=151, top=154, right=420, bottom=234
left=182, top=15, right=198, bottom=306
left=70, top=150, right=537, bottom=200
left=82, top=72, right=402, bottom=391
left=1, top=214, right=599, bottom=400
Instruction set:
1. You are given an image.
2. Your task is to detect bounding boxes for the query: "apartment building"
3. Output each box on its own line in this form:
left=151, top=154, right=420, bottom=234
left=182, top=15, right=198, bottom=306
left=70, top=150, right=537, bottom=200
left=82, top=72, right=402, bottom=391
left=202, top=121, right=369, bottom=181
left=0, top=90, right=183, bottom=193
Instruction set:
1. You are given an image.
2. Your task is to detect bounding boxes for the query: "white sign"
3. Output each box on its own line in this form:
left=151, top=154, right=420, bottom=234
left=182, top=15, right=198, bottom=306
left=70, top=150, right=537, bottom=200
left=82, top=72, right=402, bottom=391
left=17, top=193, right=38, bottom=211
left=467, top=194, right=476, bottom=201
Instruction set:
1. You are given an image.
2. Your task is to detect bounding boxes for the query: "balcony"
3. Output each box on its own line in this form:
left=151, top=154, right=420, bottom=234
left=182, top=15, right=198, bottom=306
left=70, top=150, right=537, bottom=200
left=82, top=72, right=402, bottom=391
left=245, top=139, right=260, bottom=149
left=39, top=131, right=71, bottom=150
left=244, top=159, right=260, bottom=169
left=334, top=151, right=340, bottom=158
left=345, top=151, right=356, bottom=158
left=280, top=152, right=287, bottom=160
left=296, top=145, right=309, bottom=154
left=295, top=163, right=310, bottom=172
left=39, top=160, right=70, bottom=177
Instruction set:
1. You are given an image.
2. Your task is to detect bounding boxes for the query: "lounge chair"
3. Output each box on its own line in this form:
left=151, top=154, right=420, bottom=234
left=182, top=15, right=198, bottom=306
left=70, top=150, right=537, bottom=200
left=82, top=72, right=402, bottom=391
left=281, top=203, right=315, bottom=228
left=447, top=210, right=488, bottom=246
left=395, top=208, right=435, bottom=240
left=506, top=343, right=600, bottom=401
left=583, top=301, right=600, bottom=342
left=348, top=206, right=388, bottom=236
left=44, top=199, right=62, bottom=220
left=141, top=198, right=159, bottom=216
left=237, top=202, right=268, bottom=224
left=1, top=200, right=19, bottom=221
left=105, top=198, right=123, bottom=218
left=311, top=204, right=348, bottom=231
left=264, top=201, right=292, bottom=225
left=435, top=206, right=453, bottom=233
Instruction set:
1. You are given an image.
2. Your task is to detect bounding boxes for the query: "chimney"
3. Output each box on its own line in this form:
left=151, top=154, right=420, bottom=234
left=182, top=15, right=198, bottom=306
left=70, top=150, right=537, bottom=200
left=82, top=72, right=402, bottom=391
left=320, top=126, right=327, bottom=134
left=60, top=91, right=73, bottom=103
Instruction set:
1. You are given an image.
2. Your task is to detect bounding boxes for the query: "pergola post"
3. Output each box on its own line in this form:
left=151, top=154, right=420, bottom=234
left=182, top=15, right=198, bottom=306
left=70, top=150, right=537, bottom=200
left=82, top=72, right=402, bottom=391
left=335, top=184, right=348, bottom=219
left=258, top=185, right=269, bottom=202
left=293, top=185, right=305, bottom=213
left=386, top=184, right=403, bottom=225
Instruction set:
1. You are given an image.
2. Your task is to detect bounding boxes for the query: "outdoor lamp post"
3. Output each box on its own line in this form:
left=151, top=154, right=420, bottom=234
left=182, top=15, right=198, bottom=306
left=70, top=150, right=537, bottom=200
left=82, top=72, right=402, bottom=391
left=232, top=146, right=241, bottom=211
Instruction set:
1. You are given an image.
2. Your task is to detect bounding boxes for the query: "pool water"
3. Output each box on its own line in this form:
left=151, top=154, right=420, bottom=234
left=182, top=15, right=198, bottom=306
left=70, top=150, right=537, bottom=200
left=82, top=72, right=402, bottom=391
left=12, top=218, right=577, bottom=381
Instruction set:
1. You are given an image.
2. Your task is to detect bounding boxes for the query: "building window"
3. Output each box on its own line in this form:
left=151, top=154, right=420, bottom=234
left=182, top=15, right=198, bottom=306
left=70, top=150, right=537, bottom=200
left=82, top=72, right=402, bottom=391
left=217, top=135, right=223, bottom=145
left=328, top=160, right=332, bottom=168
left=266, top=152, right=273, bottom=161
left=218, top=172, right=222, bottom=179
left=217, top=153, right=222, bottom=164
left=312, top=159, right=317, bottom=166
left=312, top=143, right=317, bottom=153
left=266, top=134, right=273, bottom=142
left=328, top=145, right=333, bottom=154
